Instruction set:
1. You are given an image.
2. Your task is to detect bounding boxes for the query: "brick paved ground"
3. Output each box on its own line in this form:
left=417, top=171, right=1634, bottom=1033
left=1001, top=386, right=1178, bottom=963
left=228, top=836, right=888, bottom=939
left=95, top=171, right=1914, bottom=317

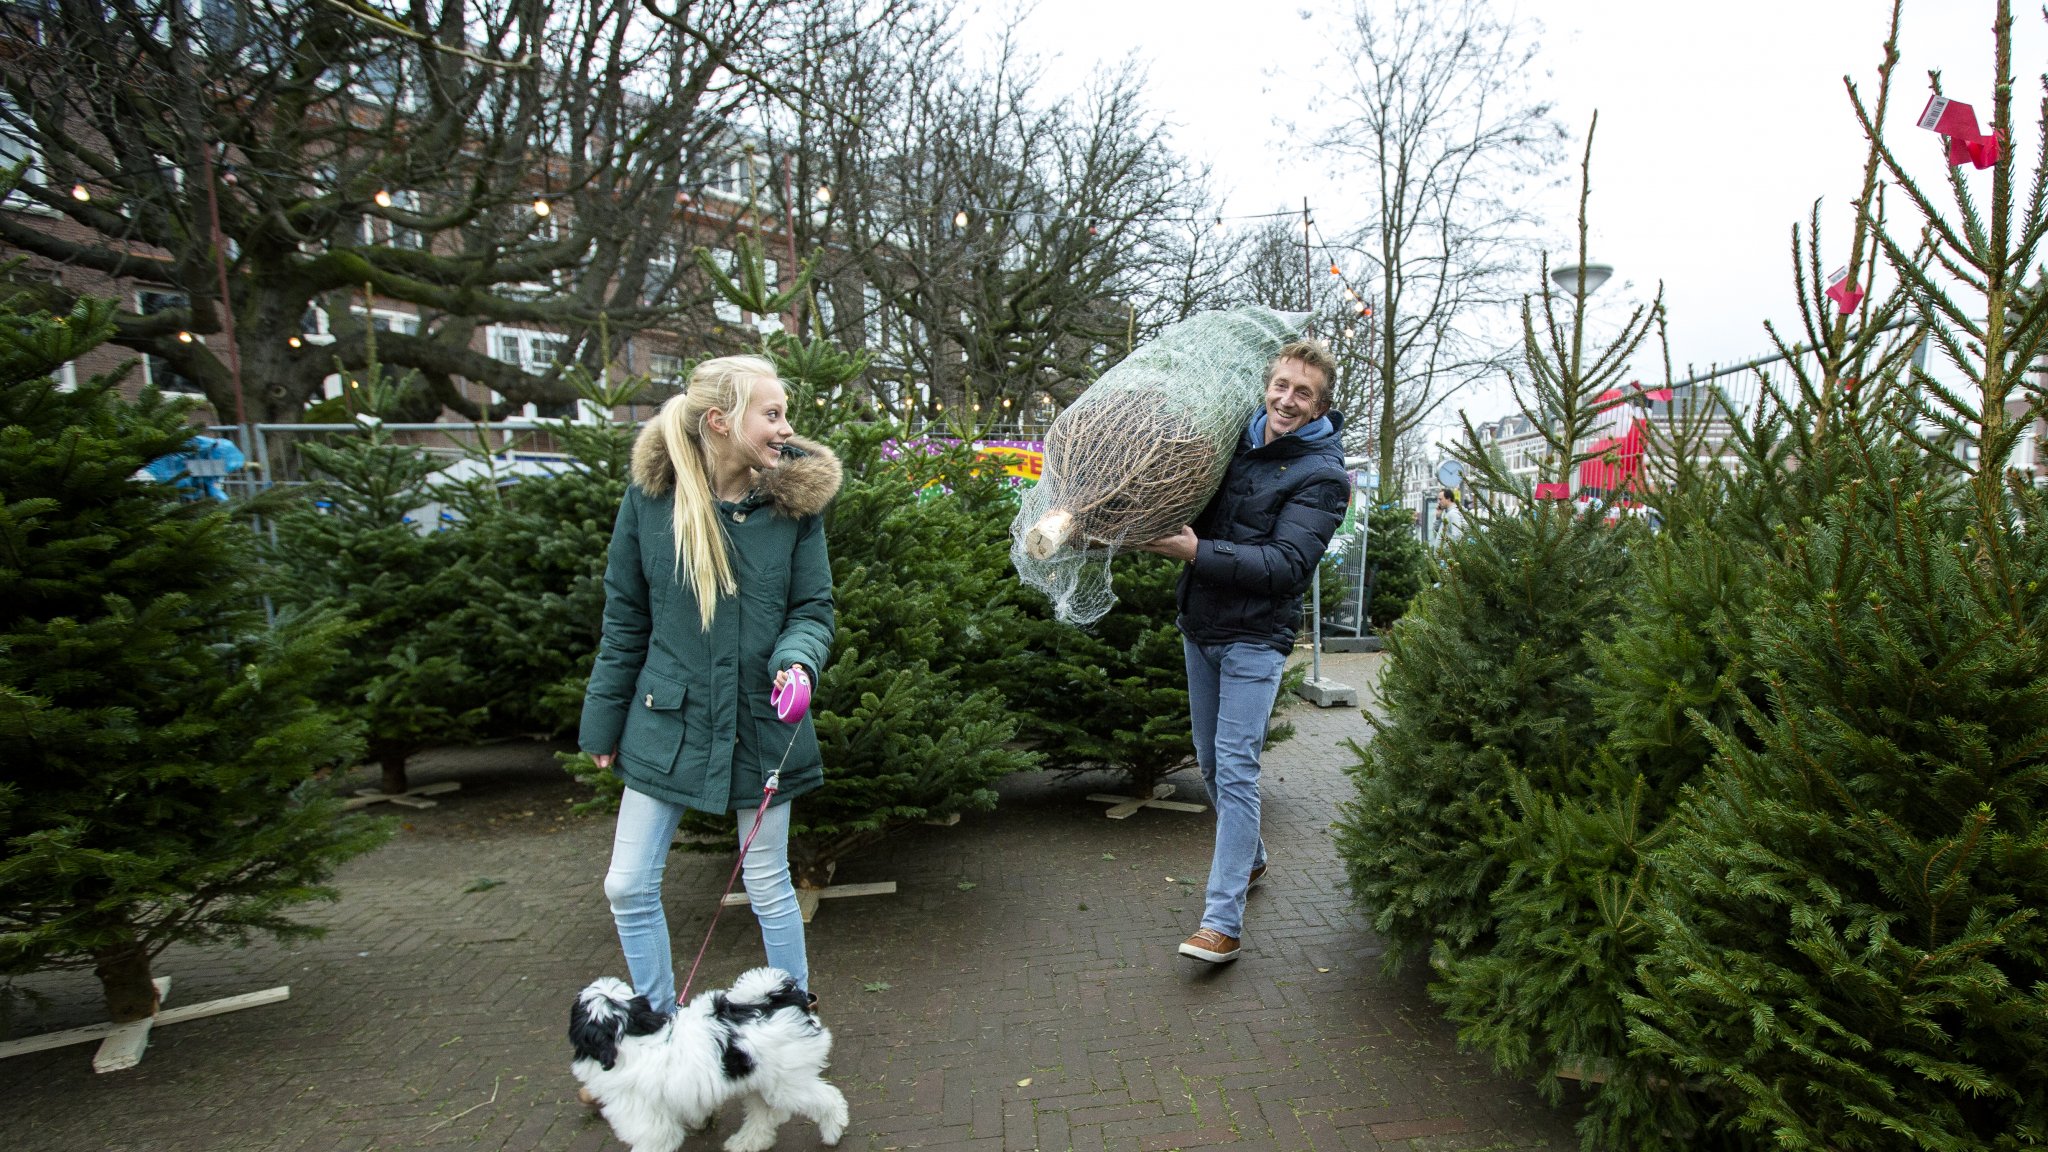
left=0, top=650, right=1581, bottom=1151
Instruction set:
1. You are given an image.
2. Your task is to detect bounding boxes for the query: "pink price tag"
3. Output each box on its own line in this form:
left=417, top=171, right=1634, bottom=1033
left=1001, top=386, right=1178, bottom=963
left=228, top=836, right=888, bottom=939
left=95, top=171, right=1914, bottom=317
left=772, top=668, right=811, bottom=723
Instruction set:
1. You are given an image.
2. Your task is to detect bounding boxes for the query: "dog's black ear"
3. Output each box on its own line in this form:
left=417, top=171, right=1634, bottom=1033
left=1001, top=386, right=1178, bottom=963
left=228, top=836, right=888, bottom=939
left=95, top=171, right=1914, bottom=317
left=624, top=995, right=670, bottom=1037
left=761, top=976, right=810, bottom=1016
left=568, top=996, right=621, bottom=1071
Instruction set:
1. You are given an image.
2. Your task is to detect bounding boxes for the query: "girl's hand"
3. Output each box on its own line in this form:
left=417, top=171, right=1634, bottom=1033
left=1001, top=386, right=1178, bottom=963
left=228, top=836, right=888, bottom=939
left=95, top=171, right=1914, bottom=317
left=592, top=752, right=615, bottom=770
left=773, top=664, right=809, bottom=690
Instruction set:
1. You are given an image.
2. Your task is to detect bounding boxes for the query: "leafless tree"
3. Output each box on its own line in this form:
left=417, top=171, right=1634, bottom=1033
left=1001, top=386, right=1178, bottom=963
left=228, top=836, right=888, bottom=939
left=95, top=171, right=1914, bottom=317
left=777, top=21, right=1213, bottom=420
left=0, top=0, right=877, bottom=422
left=1315, top=0, right=1565, bottom=485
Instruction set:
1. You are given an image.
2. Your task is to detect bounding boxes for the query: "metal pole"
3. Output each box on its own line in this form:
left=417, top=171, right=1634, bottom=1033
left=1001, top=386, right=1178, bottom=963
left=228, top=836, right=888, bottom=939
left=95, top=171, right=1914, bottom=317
left=1310, top=559, right=1323, bottom=683
left=1354, top=519, right=1368, bottom=637
left=197, top=140, right=249, bottom=436
left=1301, top=198, right=1313, bottom=319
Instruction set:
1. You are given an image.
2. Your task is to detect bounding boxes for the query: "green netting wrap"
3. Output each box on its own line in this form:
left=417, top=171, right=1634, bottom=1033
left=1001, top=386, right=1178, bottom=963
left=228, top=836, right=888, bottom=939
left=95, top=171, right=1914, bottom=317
left=1010, top=306, right=1306, bottom=625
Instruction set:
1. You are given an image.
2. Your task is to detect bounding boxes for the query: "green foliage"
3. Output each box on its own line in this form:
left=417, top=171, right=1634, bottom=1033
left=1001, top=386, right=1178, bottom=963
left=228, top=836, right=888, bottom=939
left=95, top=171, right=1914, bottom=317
left=443, top=368, right=643, bottom=736
left=994, top=550, right=1193, bottom=794
left=675, top=424, right=1038, bottom=877
left=1364, top=503, right=1429, bottom=628
left=265, top=371, right=486, bottom=793
left=1629, top=456, right=2048, bottom=1151
left=0, top=296, right=386, bottom=1021
left=1334, top=503, right=1639, bottom=971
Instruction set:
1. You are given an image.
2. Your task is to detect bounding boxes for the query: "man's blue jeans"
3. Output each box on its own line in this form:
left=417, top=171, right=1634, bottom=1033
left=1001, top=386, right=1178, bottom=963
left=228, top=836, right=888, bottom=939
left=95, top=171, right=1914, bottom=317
left=604, top=786, right=808, bottom=1014
left=1183, top=638, right=1287, bottom=939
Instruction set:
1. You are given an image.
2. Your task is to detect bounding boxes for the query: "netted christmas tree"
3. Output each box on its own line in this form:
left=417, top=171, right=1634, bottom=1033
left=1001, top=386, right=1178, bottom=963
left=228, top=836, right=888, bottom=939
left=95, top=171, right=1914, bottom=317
left=1626, top=6, right=2048, bottom=1146
left=266, top=352, right=486, bottom=795
left=1334, top=120, right=1658, bottom=976
left=0, top=290, right=386, bottom=1023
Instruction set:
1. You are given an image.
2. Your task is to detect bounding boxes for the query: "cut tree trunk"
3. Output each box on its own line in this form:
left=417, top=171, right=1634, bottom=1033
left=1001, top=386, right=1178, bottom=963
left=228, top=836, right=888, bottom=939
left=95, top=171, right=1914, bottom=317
left=93, top=944, right=159, bottom=1024
left=378, top=749, right=410, bottom=797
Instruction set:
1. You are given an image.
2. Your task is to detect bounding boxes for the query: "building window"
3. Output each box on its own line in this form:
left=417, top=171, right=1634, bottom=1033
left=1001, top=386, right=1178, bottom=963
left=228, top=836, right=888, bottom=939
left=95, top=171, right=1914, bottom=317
left=488, top=325, right=578, bottom=421
left=643, top=241, right=679, bottom=307
left=350, top=305, right=421, bottom=337
left=648, top=352, right=689, bottom=394
left=0, top=93, right=47, bottom=212
left=137, top=291, right=204, bottom=393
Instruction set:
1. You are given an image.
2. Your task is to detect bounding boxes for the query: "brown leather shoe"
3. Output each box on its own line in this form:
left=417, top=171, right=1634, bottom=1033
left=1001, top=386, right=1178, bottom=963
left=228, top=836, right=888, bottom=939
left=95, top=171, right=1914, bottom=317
left=1248, top=863, right=1267, bottom=889
left=1178, top=928, right=1241, bottom=963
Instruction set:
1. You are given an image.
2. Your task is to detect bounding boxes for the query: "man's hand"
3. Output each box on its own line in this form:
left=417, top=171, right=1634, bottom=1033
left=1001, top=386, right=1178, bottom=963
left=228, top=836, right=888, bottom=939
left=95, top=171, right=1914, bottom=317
left=1134, top=526, right=1198, bottom=563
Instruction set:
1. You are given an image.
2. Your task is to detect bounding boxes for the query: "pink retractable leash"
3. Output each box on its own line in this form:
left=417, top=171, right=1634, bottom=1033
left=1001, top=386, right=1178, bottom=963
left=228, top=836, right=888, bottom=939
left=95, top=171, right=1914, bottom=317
left=677, top=668, right=811, bottom=1005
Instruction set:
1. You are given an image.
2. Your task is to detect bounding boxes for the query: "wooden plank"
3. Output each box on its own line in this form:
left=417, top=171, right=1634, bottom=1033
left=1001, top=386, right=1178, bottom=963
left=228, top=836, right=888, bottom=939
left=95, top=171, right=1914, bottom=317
left=92, top=977, right=170, bottom=1074
left=154, top=985, right=290, bottom=1028
left=0, top=1019, right=124, bottom=1060
left=1086, top=793, right=1153, bottom=819
left=344, top=781, right=461, bottom=810
left=0, top=980, right=168, bottom=1060
left=722, top=881, right=896, bottom=907
left=921, top=812, right=961, bottom=827
left=1146, top=800, right=1209, bottom=814
left=816, top=881, right=896, bottom=900
left=91, top=1018, right=154, bottom=1073
left=795, top=888, right=821, bottom=924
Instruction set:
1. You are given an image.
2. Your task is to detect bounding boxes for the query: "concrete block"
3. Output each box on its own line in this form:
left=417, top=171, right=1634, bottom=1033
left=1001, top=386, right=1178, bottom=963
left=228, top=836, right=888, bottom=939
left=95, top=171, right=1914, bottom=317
left=1296, top=678, right=1359, bottom=708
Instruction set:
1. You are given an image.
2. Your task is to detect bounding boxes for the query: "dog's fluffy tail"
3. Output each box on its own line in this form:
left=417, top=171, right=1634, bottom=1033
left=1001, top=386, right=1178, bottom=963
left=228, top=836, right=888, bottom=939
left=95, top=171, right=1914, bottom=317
left=723, top=967, right=808, bottom=1015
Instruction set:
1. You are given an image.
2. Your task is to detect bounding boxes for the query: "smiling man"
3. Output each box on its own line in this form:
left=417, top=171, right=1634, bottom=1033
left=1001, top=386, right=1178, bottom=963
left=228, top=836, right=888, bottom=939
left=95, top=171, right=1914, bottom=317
left=1135, top=339, right=1349, bottom=964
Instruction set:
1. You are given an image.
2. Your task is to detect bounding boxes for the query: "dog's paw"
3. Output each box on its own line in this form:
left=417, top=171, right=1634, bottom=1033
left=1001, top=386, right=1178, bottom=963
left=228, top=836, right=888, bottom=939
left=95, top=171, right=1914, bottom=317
left=722, top=1131, right=775, bottom=1152
left=818, top=1098, right=849, bottom=1145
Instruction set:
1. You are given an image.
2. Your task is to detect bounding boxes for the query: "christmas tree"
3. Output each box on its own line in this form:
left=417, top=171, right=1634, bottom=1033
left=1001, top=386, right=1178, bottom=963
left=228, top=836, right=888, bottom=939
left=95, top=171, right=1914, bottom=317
left=1433, top=70, right=1923, bottom=1140
left=266, top=355, right=486, bottom=795
left=440, top=363, right=644, bottom=737
left=570, top=242, right=1038, bottom=881
left=0, top=291, right=386, bottom=1022
left=991, top=549, right=1193, bottom=797
left=1628, top=6, right=2048, bottom=1145
left=1334, top=119, right=1659, bottom=974
left=1364, top=502, right=1428, bottom=629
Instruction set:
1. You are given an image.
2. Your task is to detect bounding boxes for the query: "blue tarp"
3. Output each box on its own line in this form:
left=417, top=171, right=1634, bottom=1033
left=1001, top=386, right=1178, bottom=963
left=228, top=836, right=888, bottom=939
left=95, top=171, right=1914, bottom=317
left=143, top=435, right=246, bottom=501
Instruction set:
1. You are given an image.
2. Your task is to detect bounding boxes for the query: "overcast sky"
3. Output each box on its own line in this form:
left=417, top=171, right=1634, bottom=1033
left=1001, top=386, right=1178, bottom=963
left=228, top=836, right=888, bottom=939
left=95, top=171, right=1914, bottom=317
left=966, top=0, right=2043, bottom=428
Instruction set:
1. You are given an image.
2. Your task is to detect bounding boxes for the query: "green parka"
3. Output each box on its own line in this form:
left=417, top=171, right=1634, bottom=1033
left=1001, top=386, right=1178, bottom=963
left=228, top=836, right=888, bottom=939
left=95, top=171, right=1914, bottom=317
left=578, top=427, right=841, bottom=813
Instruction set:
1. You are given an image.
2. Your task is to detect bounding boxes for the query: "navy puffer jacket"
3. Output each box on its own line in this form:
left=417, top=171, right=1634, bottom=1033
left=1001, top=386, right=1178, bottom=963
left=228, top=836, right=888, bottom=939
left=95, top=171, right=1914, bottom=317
left=1175, top=408, right=1349, bottom=653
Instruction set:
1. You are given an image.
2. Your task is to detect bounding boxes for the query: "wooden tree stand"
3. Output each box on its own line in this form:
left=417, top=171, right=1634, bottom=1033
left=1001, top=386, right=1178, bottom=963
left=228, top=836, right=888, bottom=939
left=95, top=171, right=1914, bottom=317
left=342, top=780, right=461, bottom=810
left=717, top=863, right=895, bottom=924
left=0, top=976, right=290, bottom=1072
left=1087, top=780, right=1208, bottom=820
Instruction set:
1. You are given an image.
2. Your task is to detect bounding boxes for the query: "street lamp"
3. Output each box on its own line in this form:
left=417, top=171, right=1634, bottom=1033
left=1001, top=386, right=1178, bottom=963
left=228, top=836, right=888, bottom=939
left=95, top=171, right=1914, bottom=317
left=1550, top=262, right=1613, bottom=297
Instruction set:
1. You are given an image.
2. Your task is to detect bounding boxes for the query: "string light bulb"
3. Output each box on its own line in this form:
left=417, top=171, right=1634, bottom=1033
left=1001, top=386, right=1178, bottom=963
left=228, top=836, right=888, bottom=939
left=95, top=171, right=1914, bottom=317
left=288, top=335, right=303, bottom=349
left=532, top=198, right=551, bottom=217
left=1001, top=397, right=1011, bottom=408
left=953, top=210, right=968, bottom=228
left=71, top=183, right=91, bottom=202
left=374, top=189, right=393, bottom=208
left=175, top=330, right=194, bottom=344
left=815, top=186, right=832, bottom=204
left=1329, top=263, right=1340, bottom=276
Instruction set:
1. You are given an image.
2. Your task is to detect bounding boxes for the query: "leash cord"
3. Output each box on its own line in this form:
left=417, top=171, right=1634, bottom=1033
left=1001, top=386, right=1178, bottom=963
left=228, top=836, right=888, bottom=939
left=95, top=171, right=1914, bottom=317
left=675, top=723, right=803, bottom=1006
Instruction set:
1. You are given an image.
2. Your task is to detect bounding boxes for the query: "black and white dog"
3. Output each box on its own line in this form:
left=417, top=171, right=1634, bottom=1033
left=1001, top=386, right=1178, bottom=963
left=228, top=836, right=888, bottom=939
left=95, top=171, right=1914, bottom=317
left=569, top=968, right=848, bottom=1152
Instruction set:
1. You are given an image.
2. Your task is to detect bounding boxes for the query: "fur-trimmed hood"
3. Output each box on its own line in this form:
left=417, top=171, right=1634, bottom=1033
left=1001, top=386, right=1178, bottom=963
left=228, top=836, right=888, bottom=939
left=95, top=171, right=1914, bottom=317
left=630, top=426, right=843, bottom=518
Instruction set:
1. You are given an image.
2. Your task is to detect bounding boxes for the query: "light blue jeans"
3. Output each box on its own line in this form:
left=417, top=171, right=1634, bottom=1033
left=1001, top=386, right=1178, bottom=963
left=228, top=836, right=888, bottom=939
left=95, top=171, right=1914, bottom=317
left=1184, top=638, right=1287, bottom=939
left=604, top=786, right=808, bottom=1015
